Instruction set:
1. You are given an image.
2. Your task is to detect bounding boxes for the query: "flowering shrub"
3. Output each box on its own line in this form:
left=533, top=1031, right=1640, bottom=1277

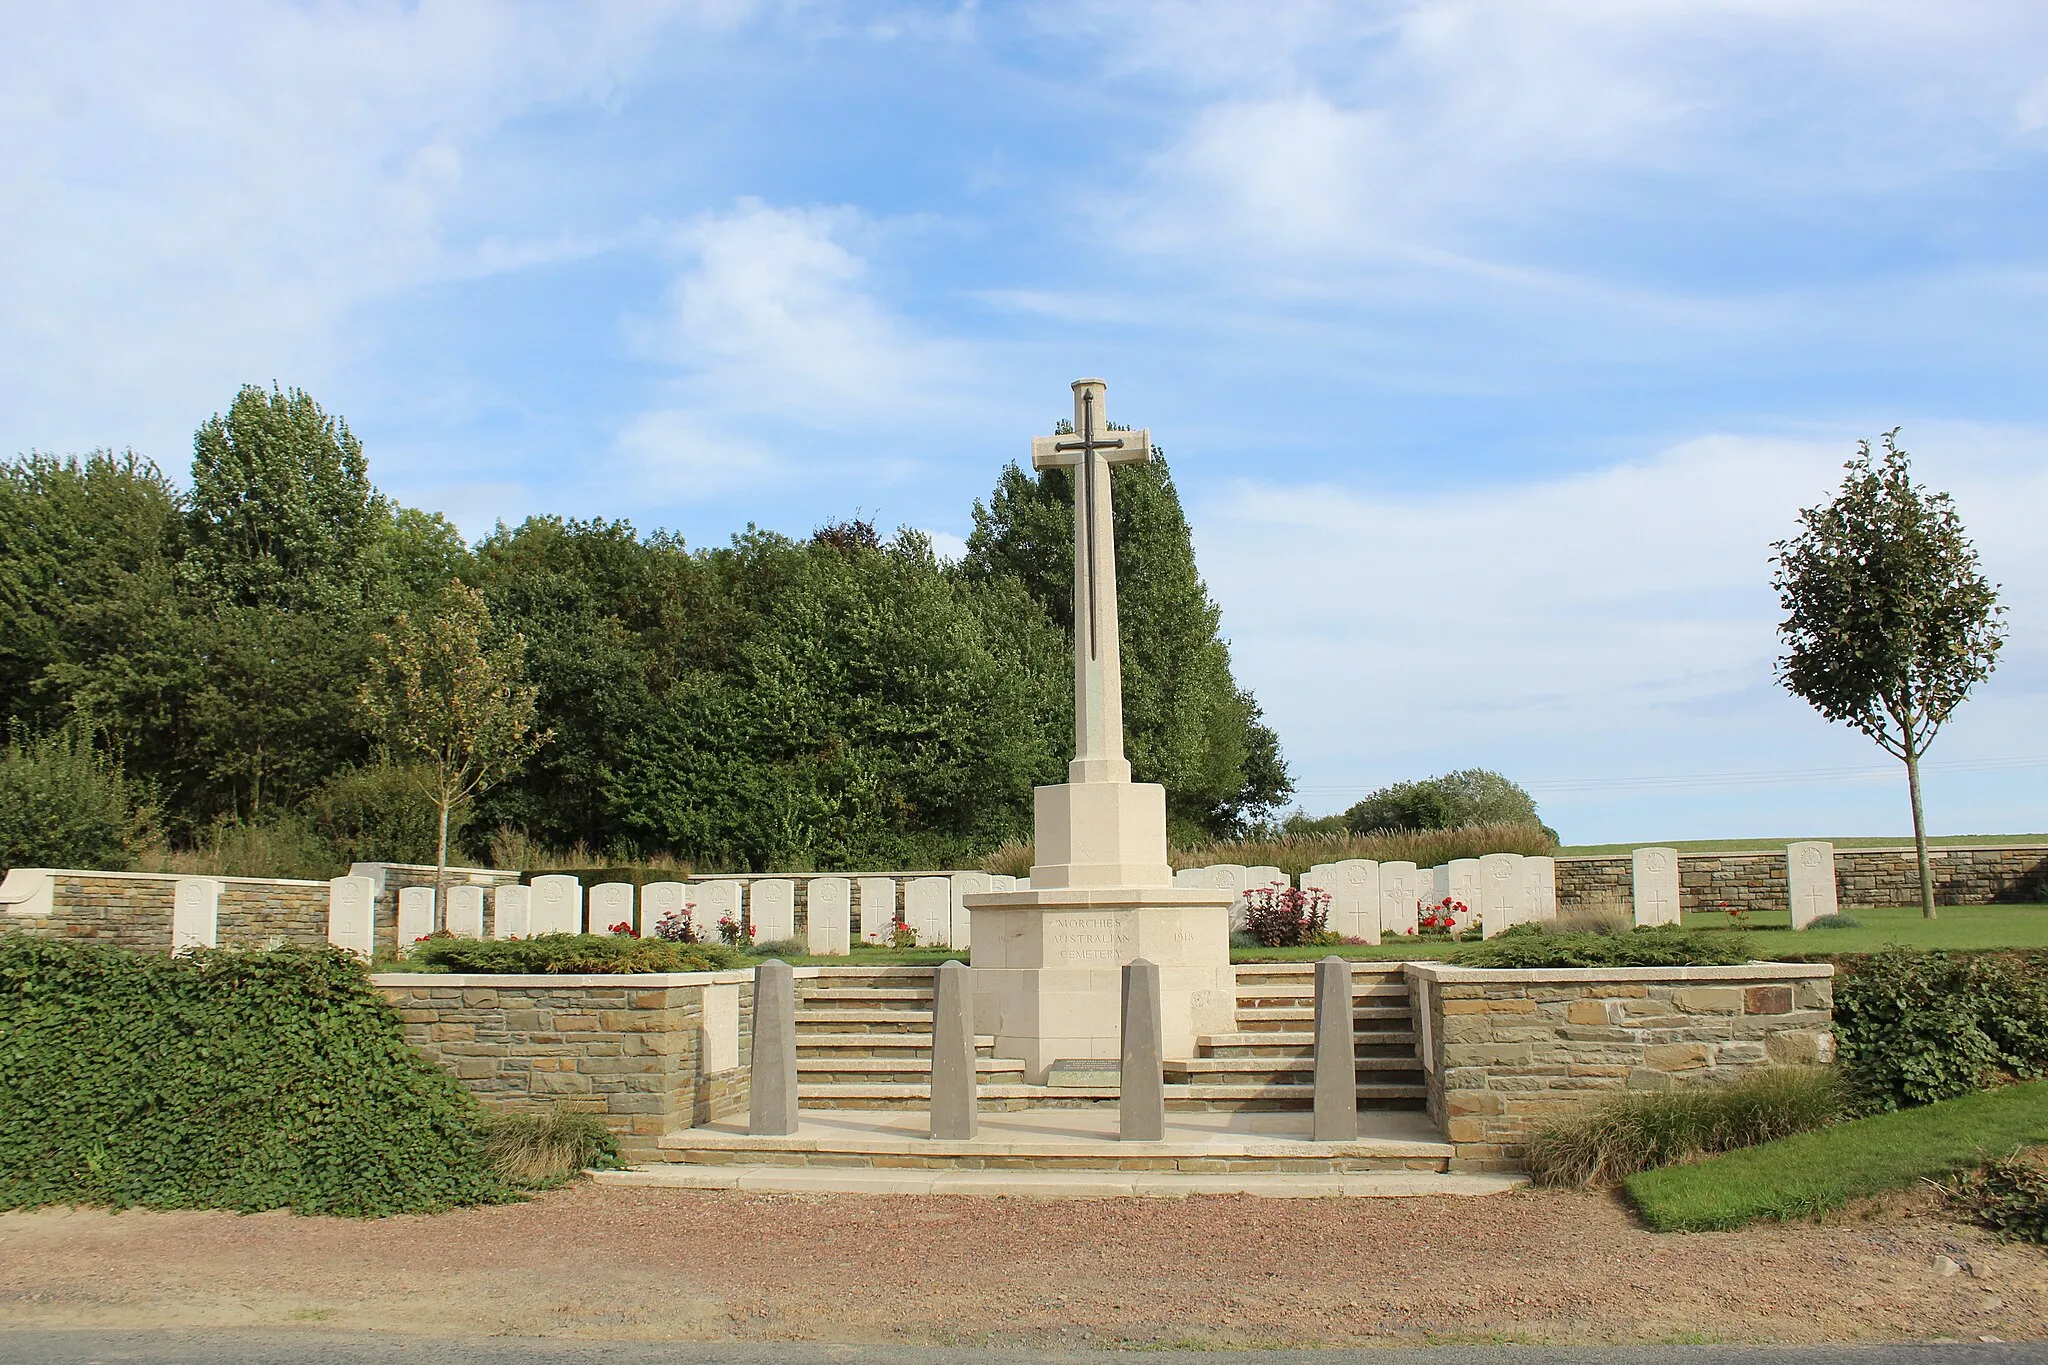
left=1719, top=902, right=1751, bottom=930
left=717, top=914, right=756, bottom=948
left=1414, top=897, right=1469, bottom=937
left=1241, top=883, right=1332, bottom=948
left=606, top=920, right=639, bottom=939
left=652, top=910, right=698, bottom=944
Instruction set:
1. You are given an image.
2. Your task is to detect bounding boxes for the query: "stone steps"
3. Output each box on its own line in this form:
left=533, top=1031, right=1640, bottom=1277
left=795, top=1032, right=996, bottom=1056
left=1198, top=1030, right=1418, bottom=1056
left=799, top=1057, right=1028, bottom=1085
left=797, top=1081, right=1428, bottom=1112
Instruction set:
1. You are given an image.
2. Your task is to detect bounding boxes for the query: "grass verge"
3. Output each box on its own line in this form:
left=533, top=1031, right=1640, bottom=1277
left=1625, top=1080, right=2048, bottom=1231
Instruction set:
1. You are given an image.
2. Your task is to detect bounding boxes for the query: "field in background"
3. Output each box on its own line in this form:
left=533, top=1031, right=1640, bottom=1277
left=1558, top=833, right=2048, bottom=857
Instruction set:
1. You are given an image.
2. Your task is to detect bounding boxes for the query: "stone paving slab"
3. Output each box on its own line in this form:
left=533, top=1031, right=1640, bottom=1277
left=593, top=1164, right=1523, bottom=1198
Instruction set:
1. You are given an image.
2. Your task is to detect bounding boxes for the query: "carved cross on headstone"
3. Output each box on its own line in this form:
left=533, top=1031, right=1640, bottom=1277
left=1032, top=379, right=1150, bottom=784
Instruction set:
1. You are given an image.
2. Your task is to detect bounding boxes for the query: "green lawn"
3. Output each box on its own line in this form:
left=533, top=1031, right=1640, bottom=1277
left=1559, top=833, right=2047, bottom=857
left=1625, top=1081, right=2048, bottom=1231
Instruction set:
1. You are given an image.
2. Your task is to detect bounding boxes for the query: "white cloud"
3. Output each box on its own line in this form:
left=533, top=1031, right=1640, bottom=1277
left=0, top=1, right=714, bottom=464
left=615, top=408, right=782, bottom=502
left=1197, top=423, right=2048, bottom=837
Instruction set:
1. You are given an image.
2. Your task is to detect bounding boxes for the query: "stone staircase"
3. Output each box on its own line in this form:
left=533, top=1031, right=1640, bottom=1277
left=794, top=961, right=1426, bottom=1112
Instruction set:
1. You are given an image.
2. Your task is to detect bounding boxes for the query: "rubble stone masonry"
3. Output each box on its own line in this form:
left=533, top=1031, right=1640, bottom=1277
left=1556, top=844, right=2047, bottom=916
left=1405, top=961, right=1835, bottom=1173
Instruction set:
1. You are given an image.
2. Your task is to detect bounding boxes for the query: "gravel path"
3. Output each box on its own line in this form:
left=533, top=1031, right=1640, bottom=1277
left=1, top=1184, right=2042, bottom=1348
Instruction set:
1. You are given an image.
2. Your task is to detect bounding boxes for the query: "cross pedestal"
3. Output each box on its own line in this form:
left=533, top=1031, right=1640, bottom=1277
left=965, top=379, right=1235, bottom=1082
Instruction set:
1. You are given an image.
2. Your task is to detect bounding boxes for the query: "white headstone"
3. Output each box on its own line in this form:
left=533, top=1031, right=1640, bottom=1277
left=1447, top=860, right=1481, bottom=926
left=1204, top=864, right=1250, bottom=929
left=1430, top=865, right=1452, bottom=904
left=904, top=876, right=950, bottom=946
left=691, top=880, right=744, bottom=944
left=1633, top=847, right=1682, bottom=927
left=856, top=876, right=896, bottom=944
left=397, top=885, right=436, bottom=946
left=990, top=875, right=1017, bottom=893
left=492, top=884, right=530, bottom=939
left=642, top=881, right=687, bottom=939
left=1523, top=856, right=1558, bottom=922
left=327, top=875, right=376, bottom=956
left=171, top=877, right=219, bottom=951
left=1172, top=867, right=1204, bottom=889
left=1247, top=865, right=1286, bottom=893
left=807, top=876, right=851, bottom=955
left=1479, top=853, right=1526, bottom=937
left=751, top=878, right=796, bottom=943
left=444, top=884, right=486, bottom=938
left=1378, top=861, right=1420, bottom=937
left=1324, top=859, right=1380, bottom=944
left=948, top=872, right=991, bottom=949
left=529, top=875, right=582, bottom=935
left=588, top=882, right=635, bottom=936
left=1787, top=842, right=1838, bottom=929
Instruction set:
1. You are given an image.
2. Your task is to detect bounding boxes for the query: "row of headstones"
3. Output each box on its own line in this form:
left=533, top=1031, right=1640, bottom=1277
left=1631, top=842, right=1841, bottom=930
left=1174, top=855, right=1560, bottom=941
left=321, top=872, right=1026, bottom=956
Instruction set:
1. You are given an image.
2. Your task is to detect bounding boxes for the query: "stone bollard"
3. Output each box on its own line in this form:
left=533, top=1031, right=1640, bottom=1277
left=1119, top=957, right=1166, bottom=1141
left=1312, top=954, right=1359, bottom=1141
left=749, top=959, right=799, bottom=1137
left=929, top=960, right=978, bottom=1140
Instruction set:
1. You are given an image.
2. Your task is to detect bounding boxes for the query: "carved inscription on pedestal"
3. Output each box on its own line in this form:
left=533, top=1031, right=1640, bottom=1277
left=1047, top=914, right=1135, bottom=965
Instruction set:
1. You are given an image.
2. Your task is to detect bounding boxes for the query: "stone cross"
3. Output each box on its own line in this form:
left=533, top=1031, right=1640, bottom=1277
left=1032, top=379, right=1150, bottom=785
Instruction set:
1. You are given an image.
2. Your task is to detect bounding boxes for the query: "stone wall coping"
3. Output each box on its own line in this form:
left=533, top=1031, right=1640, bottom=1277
left=1554, top=843, right=2046, bottom=863
left=6, top=866, right=330, bottom=890
left=1403, top=960, right=1834, bottom=984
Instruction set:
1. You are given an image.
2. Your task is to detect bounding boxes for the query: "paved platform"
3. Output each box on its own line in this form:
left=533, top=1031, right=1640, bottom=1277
left=593, top=1164, right=1524, bottom=1198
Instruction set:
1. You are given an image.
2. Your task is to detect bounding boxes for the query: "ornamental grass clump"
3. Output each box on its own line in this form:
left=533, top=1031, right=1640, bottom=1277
left=0, top=936, right=514, bottom=1216
left=1526, top=1066, right=1846, bottom=1188
left=478, top=1109, right=620, bottom=1187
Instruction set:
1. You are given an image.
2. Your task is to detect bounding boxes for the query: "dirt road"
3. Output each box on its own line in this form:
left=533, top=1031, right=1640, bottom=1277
left=1, top=1184, right=2041, bottom=1347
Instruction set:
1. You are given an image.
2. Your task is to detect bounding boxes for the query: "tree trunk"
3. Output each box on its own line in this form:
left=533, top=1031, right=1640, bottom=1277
left=1903, top=736, right=1936, bottom=920
left=435, top=790, right=451, bottom=930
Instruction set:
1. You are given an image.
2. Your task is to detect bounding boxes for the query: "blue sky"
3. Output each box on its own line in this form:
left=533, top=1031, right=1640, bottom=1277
left=4, top=1, right=2045, bottom=843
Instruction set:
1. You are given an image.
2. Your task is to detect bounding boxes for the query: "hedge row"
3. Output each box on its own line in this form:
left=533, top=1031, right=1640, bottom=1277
left=0, top=936, right=514, bottom=1216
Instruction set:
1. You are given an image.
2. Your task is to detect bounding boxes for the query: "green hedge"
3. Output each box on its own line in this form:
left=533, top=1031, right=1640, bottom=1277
left=1834, top=949, right=2048, bottom=1111
left=0, top=936, right=514, bottom=1216
left=403, top=933, right=746, bottom=975
left=1450, top=926, right=1752, bottom=969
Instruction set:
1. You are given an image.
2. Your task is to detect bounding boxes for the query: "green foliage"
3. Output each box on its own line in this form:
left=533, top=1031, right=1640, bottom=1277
left=478, top=1109, right=620, bottom=1187
left=0, top=937, right=512, bottom=1215
left=596, top=528, right=1063, bottom=870
left=1342, top=768, right=1543, bottom=836
left=1950, top=1149, right=2048, bottom=1243
left=405, top=933, right=744, bottom=975
left=1173, top=822, right=1558, bottom=879
left=963, top=454, right=1290, bottom=838
left=1806, top=913, right=1861, bottom=930
left=0, top=724, right=159, bottom=871
left=1451, top=926, right=1751, bottom=968
left=1527, top=1067, right=1845, bottom=1188
left=307, top=763, right=459, bottom=867
left=169, top=814, right=344, bottom=881
left=1625, top=1080, right=2048, bottom=1231
left=1832, top=949, right=2048, bottom=1111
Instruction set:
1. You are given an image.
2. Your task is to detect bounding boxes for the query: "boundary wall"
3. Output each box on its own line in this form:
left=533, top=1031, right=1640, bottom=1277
left=1554, top=844, right=2048, bottom=915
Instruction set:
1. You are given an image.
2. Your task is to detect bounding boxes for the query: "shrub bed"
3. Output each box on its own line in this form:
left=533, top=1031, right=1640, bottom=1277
left=403, top=933, right=746, bottom=975
left=1833, top=948, right=2048, bottom=1111
left=1450, top=926, right=1752, bottom=969
left=0, top=936, right=514, bottom=1215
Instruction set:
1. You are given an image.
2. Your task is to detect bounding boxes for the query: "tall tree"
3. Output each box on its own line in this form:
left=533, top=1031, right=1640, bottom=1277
left=963, top=448, right=1292, bottom=840
left=1771, top=431, right=2005, bottom=919
left=361, top=582, right=548, bottom=903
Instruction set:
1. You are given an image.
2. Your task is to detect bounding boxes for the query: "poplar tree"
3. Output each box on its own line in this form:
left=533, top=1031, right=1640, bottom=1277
left=1771, top=431, right=2004, bottom=919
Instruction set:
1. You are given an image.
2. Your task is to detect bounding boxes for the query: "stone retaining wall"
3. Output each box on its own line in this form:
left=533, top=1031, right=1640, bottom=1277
left=1405, top=961, right=1835, bottom=1173
left=371, top=970, right=756, bottom=1163
left=0, top=870, right=329, bottom=951
left=1556, top=844, right=2048, bottom=916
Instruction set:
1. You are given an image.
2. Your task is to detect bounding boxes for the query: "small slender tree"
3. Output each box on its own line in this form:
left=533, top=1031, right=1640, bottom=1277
left=1770, top=431, right=2005, bottom=919
left=361, top=583, right=549, bottom=908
